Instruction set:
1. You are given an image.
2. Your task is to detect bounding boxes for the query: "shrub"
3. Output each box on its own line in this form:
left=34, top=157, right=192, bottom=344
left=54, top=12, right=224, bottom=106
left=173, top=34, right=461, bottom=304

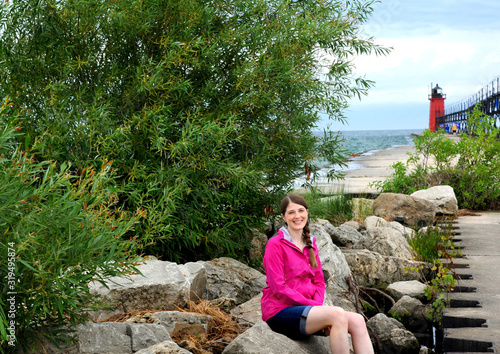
left=452, top=105, right=500, bottom=209
left=0, top=102, right=141, bottom=352
left=0, top=0, right=389, bottom=262
left=372, top=104, right=500, bottom=210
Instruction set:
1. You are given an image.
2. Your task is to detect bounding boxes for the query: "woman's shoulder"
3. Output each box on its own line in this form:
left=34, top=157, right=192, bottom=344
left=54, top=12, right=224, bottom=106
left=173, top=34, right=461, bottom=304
left=268, top=231, right=284, bottom=243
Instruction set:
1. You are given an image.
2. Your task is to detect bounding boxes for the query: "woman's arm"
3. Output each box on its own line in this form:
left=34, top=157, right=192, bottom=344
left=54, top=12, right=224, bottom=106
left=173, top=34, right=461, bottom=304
left=264, top=239, right=323, bottom=306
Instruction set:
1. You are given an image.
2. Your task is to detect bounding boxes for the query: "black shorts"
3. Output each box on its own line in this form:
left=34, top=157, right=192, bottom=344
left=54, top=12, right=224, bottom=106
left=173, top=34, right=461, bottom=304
left=266, top=305, right=313, bottom=339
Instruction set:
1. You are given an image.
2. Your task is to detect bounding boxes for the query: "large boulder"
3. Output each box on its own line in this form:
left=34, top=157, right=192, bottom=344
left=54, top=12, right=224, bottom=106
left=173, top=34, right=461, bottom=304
left=364, top=215, right=391, bottom=229
left=385, top=280, right=427, bottom=301
left=342, top=249, right=430, bottom=288
left=201, top=257, right=266, bottom=305
left=222, top=321, right=331, bottom=354
left=361, top=227, right=413, bottom=260
left=231, top=294, right=263, bottom=327
left=23, top=322, right=173, bottom=354
left=372, top=193, right=437, bottom=227
left=389, top=221, right=416, bottom=239
left=327, top=223, right=366, bottom=248
left=89, top=261, right=207, bottom=318
left=388, top=295, right=431, bottom=323
left=411, top=185, right=458, bottom=215
left=367, top=313, right=420, bottom=354
left=310, top=221, right=352, bottom=291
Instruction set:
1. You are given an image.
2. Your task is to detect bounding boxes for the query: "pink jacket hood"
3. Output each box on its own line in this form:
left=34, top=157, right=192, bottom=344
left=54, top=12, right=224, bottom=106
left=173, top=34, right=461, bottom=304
left=261, top=227, right=325, bottom=321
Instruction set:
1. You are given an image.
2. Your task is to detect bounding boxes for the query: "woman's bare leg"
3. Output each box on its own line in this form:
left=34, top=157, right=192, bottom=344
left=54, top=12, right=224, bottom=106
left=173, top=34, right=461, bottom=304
left=305, top=306, right=374, bottom=354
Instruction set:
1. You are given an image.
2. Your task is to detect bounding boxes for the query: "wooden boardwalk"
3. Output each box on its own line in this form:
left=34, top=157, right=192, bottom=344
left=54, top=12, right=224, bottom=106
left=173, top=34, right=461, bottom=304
left=442, top=211, right=500, bottom=353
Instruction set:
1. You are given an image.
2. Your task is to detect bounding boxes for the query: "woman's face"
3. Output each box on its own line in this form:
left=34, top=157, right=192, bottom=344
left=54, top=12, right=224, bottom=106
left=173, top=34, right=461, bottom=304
left=282, top=201, right=308, bottom=232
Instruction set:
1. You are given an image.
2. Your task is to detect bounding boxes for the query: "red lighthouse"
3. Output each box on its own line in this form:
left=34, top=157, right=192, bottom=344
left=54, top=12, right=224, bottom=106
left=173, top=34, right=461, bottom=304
left=428, top=83, right=446, bottom=132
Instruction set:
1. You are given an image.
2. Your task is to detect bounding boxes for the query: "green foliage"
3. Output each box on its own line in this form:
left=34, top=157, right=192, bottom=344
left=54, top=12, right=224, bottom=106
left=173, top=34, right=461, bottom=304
left=409, top=128, right=459, bottom=173
left=452, top=104, right=500, bottom=209
left=370, top=161, right=422, bottom=195
left=424, top=263, right=455, bottom=326
left=408, top=225, right=459, bottom=263
left=0, top=0, right=389, bottom=261
left=372, top=104, right=500, bottom=210
left=0, top=103, right=141, bottom=351
left=406, top=223, right=458, bottom=326
left=303, top=189, right=354, bottom=226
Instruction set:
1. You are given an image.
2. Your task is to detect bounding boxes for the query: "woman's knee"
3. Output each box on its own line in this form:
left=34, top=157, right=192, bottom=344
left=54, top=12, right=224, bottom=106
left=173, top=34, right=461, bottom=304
left=348, top=312, right=368, bottom=334
left=325, top=306, right=348, bottom=328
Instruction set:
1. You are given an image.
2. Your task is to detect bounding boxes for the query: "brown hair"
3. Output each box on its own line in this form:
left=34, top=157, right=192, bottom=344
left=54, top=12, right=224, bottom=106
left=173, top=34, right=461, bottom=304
left=280, top=194, right=318, bottom=268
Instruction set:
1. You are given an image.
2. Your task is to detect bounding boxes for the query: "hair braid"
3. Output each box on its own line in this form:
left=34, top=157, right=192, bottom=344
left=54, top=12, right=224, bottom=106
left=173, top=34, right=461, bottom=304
left=302, top=223, right=318, bottom=268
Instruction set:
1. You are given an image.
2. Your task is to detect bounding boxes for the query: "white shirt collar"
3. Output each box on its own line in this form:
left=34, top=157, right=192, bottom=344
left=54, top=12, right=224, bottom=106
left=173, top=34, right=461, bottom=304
left=280, top=226, right=315, bottom=245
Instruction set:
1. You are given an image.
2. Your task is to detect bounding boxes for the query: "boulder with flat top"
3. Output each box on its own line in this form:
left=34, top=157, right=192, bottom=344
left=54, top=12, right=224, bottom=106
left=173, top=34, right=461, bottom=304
left=373, top=193, right=437, bottom=227
left=411, top=185, right=458, bottom=215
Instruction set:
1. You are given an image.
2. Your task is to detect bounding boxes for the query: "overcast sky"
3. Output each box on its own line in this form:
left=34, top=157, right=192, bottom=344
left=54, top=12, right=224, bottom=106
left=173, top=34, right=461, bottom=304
left=320, top=0, right=500, bottom=131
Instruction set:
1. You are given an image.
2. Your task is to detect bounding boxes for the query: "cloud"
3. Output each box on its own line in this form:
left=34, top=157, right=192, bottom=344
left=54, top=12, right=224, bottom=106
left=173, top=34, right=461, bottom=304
left=319, top=1, right=500, bottom=131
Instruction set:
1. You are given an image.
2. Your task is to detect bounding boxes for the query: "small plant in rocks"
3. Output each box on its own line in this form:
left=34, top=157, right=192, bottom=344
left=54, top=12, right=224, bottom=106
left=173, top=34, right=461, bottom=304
left=406, top=224, right=458, bottom=326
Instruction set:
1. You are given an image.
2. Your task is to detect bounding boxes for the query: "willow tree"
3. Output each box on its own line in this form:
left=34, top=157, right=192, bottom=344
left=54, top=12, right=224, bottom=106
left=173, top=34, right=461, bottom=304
left=0, top=0, right=388, bottom=261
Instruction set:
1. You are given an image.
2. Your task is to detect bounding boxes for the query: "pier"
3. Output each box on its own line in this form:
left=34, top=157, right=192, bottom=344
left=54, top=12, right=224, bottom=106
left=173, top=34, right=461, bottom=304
left=435, top=77, right=500, bottom=133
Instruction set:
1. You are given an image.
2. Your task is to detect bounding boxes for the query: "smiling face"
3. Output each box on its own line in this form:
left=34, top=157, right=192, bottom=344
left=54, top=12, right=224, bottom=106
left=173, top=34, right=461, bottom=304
left=282, top=201, right=308, bottom=232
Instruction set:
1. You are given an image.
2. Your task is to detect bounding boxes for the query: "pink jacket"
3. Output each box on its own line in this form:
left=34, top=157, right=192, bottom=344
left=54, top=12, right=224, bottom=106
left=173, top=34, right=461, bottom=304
left=261, top=227, right=325, bottom=322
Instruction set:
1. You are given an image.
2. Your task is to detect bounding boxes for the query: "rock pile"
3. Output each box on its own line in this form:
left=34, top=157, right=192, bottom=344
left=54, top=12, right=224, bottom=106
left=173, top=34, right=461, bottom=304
left=25, top=187, right=458, bottom=354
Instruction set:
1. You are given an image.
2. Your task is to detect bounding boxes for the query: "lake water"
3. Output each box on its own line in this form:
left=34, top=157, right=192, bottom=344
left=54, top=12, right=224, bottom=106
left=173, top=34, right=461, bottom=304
left=294, top=128, right=423, bottom=188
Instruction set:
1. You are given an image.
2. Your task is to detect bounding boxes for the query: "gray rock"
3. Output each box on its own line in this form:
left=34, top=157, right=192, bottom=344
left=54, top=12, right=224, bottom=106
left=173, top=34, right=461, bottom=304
left=390, top=221, right=416, bottom=239
left=231, top=294, right=263, bottom=327
left=411, top=185, right=458, bottom=215
left=222, top=321, right=330, bottom=354
left=134, top=340, right=192, bottom=354
left=389, top=295, right=431, bottom=322
left=341, top=220, right=363, bottom=231
left=179, top=261, right=207, bottom=301
left=89, top=260, right=206, bottom=315
left=329, top=224, right=365, bottom=248
left=30, top=322, right=172, bottom=354
left=362, top=227, right=413, bottom=260
left=386, top=280, right=427, bottom=301
left=342, top=249, right=430, bottom=288
left=150, top=311, right=211, bottom=336
left=77, top=322, right=131, bottom=353
left=202, top=257, right=266, bottom=305
left=310, top=221, right=352, bottom=291
left=129, top=324, right=171, bottom=352
left=364, top=215, right=391, bottom=229
left=367, top=313, right=420, bottom=354
left=324, top=288, right=357, bottom=312
left=373, top=193, right=437, bottom=227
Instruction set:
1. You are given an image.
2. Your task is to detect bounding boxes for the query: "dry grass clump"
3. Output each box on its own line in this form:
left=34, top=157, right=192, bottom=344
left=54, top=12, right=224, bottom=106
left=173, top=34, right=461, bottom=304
left=97, top=309, right=164, bottom=323
left=97, top=299, right=246, bottom=353
left=173, top=299, right=245, bottom=353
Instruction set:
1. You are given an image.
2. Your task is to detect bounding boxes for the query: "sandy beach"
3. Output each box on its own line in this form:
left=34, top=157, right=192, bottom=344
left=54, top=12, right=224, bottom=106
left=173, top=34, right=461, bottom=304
left=293, top=134, right=460, bottom=196
left=295, top=145, right=416, bottom=195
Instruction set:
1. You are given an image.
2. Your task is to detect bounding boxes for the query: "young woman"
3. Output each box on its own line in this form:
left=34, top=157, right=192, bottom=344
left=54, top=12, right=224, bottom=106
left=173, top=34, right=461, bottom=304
left=261, top=194, right=374, bottom=353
